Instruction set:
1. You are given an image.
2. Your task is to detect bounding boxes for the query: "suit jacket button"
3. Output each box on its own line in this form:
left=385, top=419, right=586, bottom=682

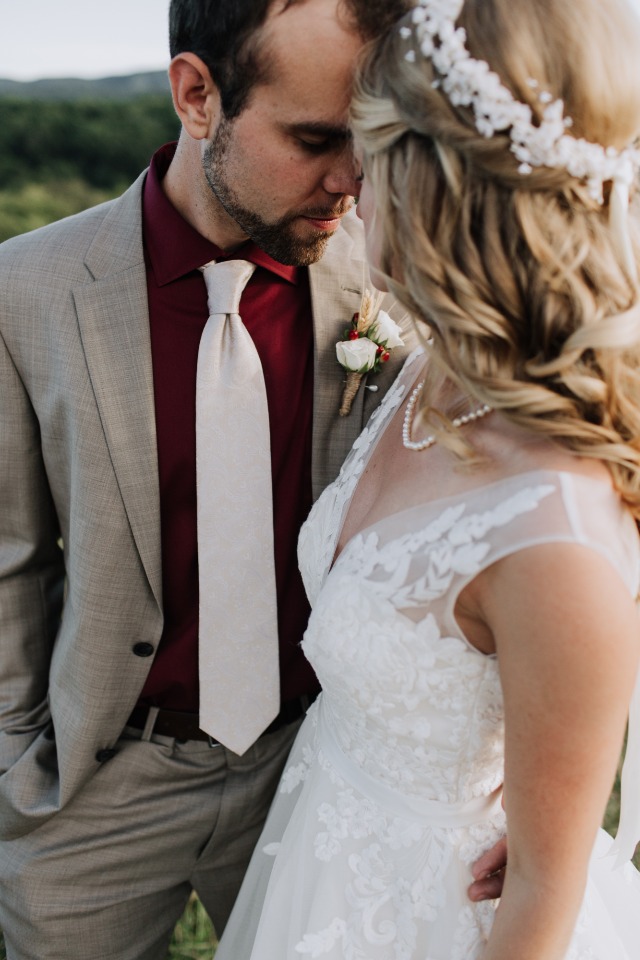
left=96, top=748, right=117, bottom=763
left=132, top=642, right=155, bottom=657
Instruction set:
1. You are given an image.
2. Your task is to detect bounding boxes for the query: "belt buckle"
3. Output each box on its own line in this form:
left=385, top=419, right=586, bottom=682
left=207, top=735, right=221, bottom=749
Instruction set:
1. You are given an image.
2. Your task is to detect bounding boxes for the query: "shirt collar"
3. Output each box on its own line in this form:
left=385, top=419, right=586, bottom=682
left=143, top=142, right=300, bottom=286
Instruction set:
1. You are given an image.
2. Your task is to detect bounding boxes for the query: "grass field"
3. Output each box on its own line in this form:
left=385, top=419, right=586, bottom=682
left=0, top=773, right=636, bottom=959
left=167, top=895, right=217, bottom=960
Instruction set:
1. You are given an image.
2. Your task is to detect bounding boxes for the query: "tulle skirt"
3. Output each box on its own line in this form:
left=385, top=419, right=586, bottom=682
left=215, top=701, right=640, bottom=960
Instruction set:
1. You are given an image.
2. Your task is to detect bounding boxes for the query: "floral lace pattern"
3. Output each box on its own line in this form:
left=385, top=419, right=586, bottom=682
left=301, top=484, right=556, bottom=806
left=287, top=462, right=623, bottom=957
left=289, top=356, right=636, bottom=958
left=215, top=354, right=640, bottom=960
left=298, top=360, right=414, bottom=609
left=289, top=727, right=507, bottom=960
left=287, top=476, right=561, bottom=956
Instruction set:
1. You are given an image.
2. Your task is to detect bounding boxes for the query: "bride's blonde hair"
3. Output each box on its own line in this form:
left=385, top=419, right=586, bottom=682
left=351, top=0, right=640, bottom=520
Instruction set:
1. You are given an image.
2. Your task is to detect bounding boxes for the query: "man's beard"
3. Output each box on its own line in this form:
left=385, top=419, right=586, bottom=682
left=202, top=121, right=352, bottom=266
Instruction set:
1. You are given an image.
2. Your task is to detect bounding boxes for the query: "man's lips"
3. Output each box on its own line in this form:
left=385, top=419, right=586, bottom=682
left=301, top=214, right=344, bottom=231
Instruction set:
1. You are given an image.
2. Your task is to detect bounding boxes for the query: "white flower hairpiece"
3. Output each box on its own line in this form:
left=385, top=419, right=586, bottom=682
left=403, top=0, right=640, bottom=204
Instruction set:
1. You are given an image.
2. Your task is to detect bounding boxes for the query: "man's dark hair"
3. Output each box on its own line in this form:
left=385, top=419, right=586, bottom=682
left=169, top=0, right=410, bottom=119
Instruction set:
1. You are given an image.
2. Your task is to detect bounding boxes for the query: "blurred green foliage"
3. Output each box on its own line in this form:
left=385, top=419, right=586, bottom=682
left=0, top=95, right=179, bottom=242
left=168, top=894, right=217, bottom=959
left=0, top=179, right=120, bottom=243
left=0, top=96, right=178, bottom=189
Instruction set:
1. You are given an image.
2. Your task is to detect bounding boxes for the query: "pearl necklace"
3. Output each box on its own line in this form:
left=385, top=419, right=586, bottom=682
left=402, top=379, right=493, bottom=451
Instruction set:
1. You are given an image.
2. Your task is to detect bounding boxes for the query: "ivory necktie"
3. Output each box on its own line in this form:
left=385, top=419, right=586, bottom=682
left=196, top=259, right=279, bottom=755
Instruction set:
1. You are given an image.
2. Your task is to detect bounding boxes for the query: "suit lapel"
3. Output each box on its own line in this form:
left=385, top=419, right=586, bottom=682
left=309, top=214, right=369, bottom=501
left=73, top=175, right=162, bottom=608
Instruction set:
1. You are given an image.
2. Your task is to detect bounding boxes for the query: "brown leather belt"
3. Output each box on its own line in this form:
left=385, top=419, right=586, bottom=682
left=126, top=695, right=314, bottom=746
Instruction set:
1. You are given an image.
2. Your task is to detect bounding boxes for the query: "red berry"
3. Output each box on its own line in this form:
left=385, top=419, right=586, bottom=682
left=349, top=330, right=359, bottom=340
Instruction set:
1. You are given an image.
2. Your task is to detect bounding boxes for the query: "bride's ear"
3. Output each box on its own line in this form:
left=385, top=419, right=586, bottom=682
left=168, top=52, right=222, bottom=141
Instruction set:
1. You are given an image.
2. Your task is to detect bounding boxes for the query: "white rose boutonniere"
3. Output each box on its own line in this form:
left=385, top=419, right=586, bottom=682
left=336, top=337, right=379, bottom=372
left=370, top=310, right=405, bottom=349
left=336, top=290, right=405, bottom=415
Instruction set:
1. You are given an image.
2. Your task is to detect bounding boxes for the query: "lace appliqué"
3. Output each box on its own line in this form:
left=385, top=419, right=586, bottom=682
left=302, top=485, right=556, bottom=807
left=295, top=749, right=451, bottom=960
left=293, top=749, right=510, bottom=960
left=279, top=741, right=316, bottom=795
left=335, top=484, right=557, bottom=608
left=298, top=375, right=408, bottom=608
left=451, top=902, right=497, bottom=960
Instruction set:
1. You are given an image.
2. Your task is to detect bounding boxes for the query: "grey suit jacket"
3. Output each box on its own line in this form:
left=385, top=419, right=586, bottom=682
left=0, top=172, right=416, bottom=839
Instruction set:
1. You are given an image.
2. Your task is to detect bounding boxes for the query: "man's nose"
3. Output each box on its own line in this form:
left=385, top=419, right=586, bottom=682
left=322, top=148, right=362, bottom=197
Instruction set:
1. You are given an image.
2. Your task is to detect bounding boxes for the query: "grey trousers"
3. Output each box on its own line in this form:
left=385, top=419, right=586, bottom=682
left=0, top=718, right=300, bottom=960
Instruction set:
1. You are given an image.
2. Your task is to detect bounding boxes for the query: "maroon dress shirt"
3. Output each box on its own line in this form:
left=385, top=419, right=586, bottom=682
left=139, top=142, right=319, bottom=711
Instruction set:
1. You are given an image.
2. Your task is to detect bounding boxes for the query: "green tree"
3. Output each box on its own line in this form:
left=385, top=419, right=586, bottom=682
left=0, top=96, right=178, bottom=190
left=0, top=95, right=179, bottom=241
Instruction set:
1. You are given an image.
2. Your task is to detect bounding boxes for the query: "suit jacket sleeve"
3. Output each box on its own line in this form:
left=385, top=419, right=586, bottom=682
left=0, top=309, right=64, bottom=765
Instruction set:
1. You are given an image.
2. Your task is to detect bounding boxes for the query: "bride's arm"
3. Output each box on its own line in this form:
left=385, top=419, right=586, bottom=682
left=470, top=541, right=639, bottom=960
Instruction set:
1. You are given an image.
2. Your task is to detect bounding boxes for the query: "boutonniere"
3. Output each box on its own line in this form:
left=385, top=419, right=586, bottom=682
left=336, top=289, right=405, bottom=416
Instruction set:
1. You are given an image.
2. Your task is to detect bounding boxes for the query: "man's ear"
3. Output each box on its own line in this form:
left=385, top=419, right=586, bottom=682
left=168, top=52, right=221, bottom=140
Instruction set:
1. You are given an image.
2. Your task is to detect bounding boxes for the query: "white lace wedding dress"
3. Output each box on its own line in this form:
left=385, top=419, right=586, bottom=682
left=215, top=351, right=640, bottom=960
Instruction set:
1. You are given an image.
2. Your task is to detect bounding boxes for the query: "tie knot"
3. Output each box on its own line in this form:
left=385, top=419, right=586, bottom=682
left=200, top=259, right=256, bottom=315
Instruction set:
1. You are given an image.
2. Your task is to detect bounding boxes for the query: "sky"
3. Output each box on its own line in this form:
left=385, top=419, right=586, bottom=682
left=0, top=0, right=171, bottom=81
left=1, top=0, right=639, bottom=83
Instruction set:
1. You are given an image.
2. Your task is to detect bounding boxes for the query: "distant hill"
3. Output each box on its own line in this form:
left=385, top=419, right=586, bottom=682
left=0, top=71, right=170, bottom=100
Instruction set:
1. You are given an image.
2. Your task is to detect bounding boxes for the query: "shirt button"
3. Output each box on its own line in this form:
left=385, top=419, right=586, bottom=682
left=95, top=748, right=117, bottom=763
left=132, top=642, right=155, bottom=657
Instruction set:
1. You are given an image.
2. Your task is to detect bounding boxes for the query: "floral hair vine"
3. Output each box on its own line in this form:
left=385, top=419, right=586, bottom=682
left=401, top=0, right=640, bottom=205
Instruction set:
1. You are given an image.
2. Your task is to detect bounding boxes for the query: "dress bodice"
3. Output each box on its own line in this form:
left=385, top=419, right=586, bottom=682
left=298, top=351, right=640, bottom=809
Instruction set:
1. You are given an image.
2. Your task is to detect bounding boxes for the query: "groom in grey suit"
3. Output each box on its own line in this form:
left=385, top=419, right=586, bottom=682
left=0, top=1, right=413, bottom=957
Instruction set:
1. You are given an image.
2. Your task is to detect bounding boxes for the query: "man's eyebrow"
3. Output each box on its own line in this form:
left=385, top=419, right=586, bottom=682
left=284, top=121, right=352, bottom=142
